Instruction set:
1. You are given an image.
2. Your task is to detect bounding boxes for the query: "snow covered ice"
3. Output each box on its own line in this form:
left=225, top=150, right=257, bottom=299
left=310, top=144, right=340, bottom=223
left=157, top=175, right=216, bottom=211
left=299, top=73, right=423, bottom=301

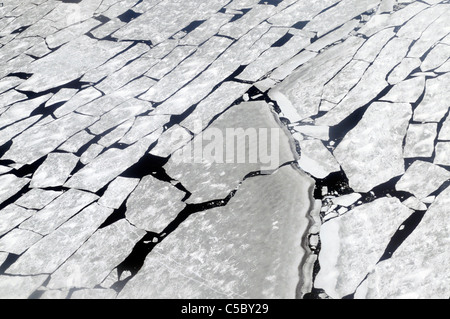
left=0, top=0, right=448, bottom=300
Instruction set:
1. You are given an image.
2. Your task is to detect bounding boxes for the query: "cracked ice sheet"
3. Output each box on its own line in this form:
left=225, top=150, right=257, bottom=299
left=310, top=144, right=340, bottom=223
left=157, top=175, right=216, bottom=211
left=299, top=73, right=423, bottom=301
left=47, top=220, right=145, bottom=290
left=3, top=113, right=98, bottom=165
left=334, top=102, right=412, bottom=193
left=0, top=229, right=43, bottom=255
left=396, top=161, right=450, bottom=200
left=316, top=197, right=413, bottom=299
left=269, top=36, right=365, bottom=122
left=355, top=186, right=450, bottom=299
left=119, top=165, right=314, bottom=299
left=0, top=174, right=30, bottom=206
left=19, top=189, right=99, bottom=236
left=165, top=101, right=297, bottom=203
left=0, top=275, right=48, bottom=299
left=126, top=175, right=186, bottom=233
left=0, top=204, right=34, bottom=237
left=413, top=73, right=450, bottom=123
left=316, top=37, right=412, bottom=127
left=17, top=36, right=130, bottom=93
left=7, top=203, right=113, bottom=276
left=30, top=153, right=79, bottom=188
left=65, top=129, right=163, bottom=193
left=113, top=0, right=228, bottom=44
left=304, top=0, right=381, bottom=37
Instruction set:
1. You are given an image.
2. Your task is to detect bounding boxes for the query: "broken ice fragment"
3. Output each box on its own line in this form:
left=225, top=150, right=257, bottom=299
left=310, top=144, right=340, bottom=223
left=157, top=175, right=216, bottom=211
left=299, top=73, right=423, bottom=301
left=0, top=229, right=42, bottom=255
left=149, top=125, right=192, bottom=158
left=334, top=102, right=412, bottom=193
left=119, top=165, right=314, bottom=299
left=396, top=161, right=450, bottom=200
left=165, top=101, right=296, bottom=203
left=403, top=123, right=438, bottom=158
left=402, top=196, right=427, bottom=211
left=98, top=177, right=140, bottom=210
left=0, top=204, right=34, bottom=237
left=19, top=189, right=99, bottom=235
left=15, top=189, right=63, bottom=209
left=126, top=175, right=186, bottom=233
left=355, top=186, right=450, bottom=299
left=7, top=203, right=113, bottom=275
left=382, top=76, right=425, bottom=103
left=315, top=197, right=413, bottom=299
left=331, top=193, right=362, bottom=207
left=434, top=142, right=450, bottom=166
left=17, top=36, right=129, bottom=93
left=413, top=73, right=450, bottom=123
left=65, top=130, right=162, bottom=193
left=0, top=275, right=48, bottom=299
left=30, top=153, right=79, bottom=188
left=298, top=139, right=341, bottom=179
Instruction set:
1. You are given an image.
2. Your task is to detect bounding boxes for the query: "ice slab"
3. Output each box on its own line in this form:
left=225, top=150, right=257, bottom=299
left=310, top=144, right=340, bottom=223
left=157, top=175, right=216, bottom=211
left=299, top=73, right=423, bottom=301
left=298, top=139, right=341, bottom=179
left=316, top=37, right=412, bottom=126
left=396, top=161, right=450, bottom=200
left=119, top=165, right=314, bottom=299
left=98, top=177, right=140, bottom=210
left=0, top=204, right=34, bottom=237
left=126, top=175, right=186, bottom=233
left=355, top=186, right=450, bottom=299
left=434, top=142, right=450, bottom=166
left=4, top=113, right=98, bottom=165
left=403, top=123, right=438, bottom=158
left=30, top=153, right=79, bottom=188
left=165, top=101, right=297, bottom=203
left=0, top=275, right=48, bottom=299
left=7, top=203, right=113, bottom=275
left=0, top=229, right=42, bottom=255
left=17, top=36, right=129, bottom=93
left=414, top=73, right=450, bottom=123
left=65, top=130, right=162, bottom=193
left=48, top=220, right=145, bottom=290
left=0, top=175, right=30, bottom=207
left=19, top=189, right=99, bottom=236
left=14, top=189, right=62, bottom=210
left=315, top=197, right=413, bottom=299
left=334, top=102, right=412, bottom=193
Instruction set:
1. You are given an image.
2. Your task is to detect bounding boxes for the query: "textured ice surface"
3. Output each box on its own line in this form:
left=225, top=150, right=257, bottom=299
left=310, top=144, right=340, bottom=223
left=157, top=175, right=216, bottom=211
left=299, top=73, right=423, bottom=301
left=126, top=175, right=187, bottom=233
left=403, top=124, right=438, bottom=158
left=0, top=275, right=48, bottom=299
left=98, top=177, right=140, bottom=210
left=413, top=73, right=450, bottom=122
left=396, top=161, right=450, bottom=200
left=0, top=204, right=34, bottom=237
left=0, top=229, right=42, bottom=255
left=165, top=101, right=296, bottom=203
left=30, top=153, right=79, bottom=188
left=19, top=189, right=99, bottom=235
left=316, top=198, right=413, bottom=298
left=17, top=36, right=129, bottom=93
left=7, top=204, right=113, bottom=275
left=334, top=102, right=412, bottom=193
left=48, top=220, right=145, bottom=290
left=355, top=187, right=450, bottom=299
left=119, top=165, right=314, bottom=299
left=0, top=175, right=30, bottom=206
left=0, top=0, right=449, bottom=300
left=65, top=130, right=162, bottom=192
left=298, top=139, right=341, bottom=179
